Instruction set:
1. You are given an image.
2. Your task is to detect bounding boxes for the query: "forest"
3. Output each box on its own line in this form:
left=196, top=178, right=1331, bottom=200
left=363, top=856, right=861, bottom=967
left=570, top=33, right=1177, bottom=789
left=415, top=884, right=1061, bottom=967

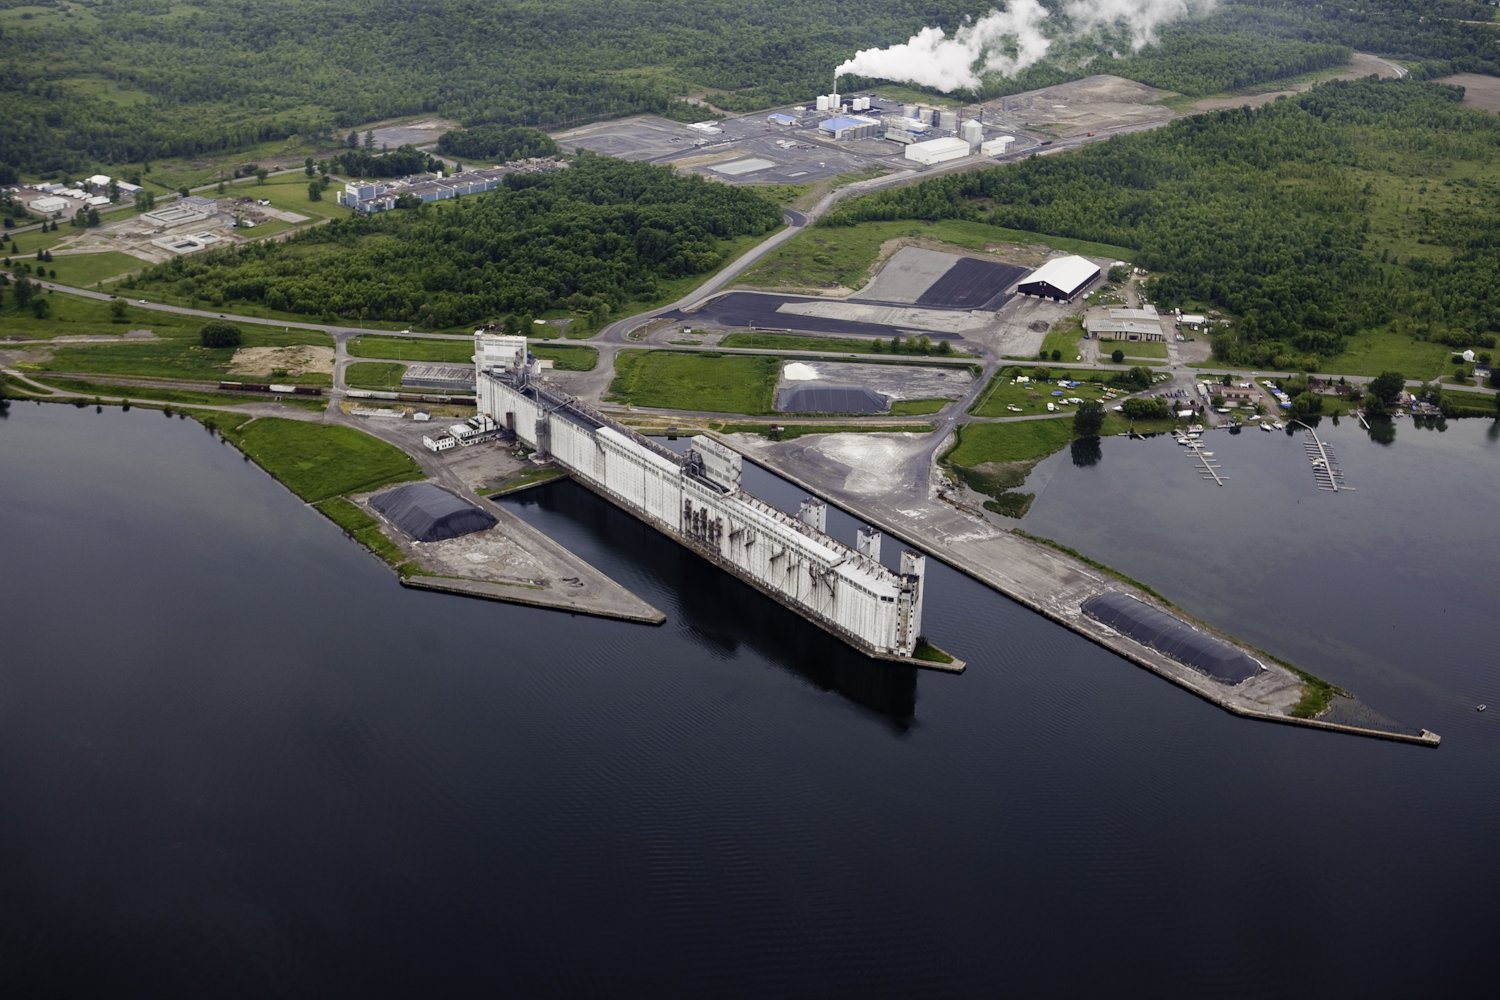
left=823, top=78, right=1500, bottom=369
left=129, top=155, right=783, bottom=329
left=4, top=0, right=1498, bottom=178
left=436, top=126, right=559, bottom=163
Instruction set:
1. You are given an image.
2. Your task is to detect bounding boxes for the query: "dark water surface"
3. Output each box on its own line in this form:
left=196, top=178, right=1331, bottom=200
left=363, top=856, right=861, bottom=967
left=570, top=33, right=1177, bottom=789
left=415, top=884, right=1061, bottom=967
left=2, top=405, right=1496, bottom=997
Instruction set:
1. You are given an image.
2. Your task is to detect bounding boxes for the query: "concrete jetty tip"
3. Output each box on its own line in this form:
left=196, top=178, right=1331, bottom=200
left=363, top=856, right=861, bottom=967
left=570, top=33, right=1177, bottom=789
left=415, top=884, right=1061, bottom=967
left=402, top=575, right=666, bottom=624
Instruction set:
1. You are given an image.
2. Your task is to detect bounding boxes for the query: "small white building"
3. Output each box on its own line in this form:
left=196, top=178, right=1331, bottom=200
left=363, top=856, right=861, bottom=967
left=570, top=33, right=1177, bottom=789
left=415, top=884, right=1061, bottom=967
left=904, top=136, right=971, bottom=166
left=86, top=174, right=112, bottom=193
left=980, top=135, right=1016, bottom=156
left=31, top=195, right=69, bottom=215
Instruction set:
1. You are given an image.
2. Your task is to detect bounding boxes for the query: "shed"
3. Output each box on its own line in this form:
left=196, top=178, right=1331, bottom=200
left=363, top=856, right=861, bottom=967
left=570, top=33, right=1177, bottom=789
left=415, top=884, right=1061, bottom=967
left=31, top=195, right=69, bottom=215
left=369, top=482, right=496, bottom=542
left=1016, top=255, right=1100, bottom=302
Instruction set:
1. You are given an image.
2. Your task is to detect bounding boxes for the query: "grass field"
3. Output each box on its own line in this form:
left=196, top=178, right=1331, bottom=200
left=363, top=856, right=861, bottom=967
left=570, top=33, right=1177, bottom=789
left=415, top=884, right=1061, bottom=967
left=947, top=418, right=1078, bottom=466
left=738, top=219, right=1133, bottom=292
left=609, top=351, right=778, bottom=414
left=1098, top=338, right=1168, bottom=359
left=348, top=335, right=474, bottom=362
left=37, top=313, right=331, bottom=383
left=1039, top=321, right=1085, bottom=360
left=0, top=291, right=203, bottom=340
left=1325, top=329, right=1455, bottom=381
left=533, top=344, right=598, bottom=372
left=220, top=418, right=422, bottom=502
left=45, top=251, right=145, bottom=287
left=345, top=361, right=406, bottom=390
left=890, top=398, right=948, bottom=416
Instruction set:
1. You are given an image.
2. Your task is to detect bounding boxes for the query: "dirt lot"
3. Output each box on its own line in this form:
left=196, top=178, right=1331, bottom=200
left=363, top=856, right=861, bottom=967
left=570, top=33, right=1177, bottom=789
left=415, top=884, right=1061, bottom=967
left=1439, top=73, right=1500, bottom=113
left=228, top=345, right=335, bottom=378
left=982, top=74, right=1174, bottom=137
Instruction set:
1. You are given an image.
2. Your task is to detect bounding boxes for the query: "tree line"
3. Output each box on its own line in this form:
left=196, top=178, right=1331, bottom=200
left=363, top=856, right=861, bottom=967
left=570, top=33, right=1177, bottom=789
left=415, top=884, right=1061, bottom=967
left=129, top=154, right=782, bottom=329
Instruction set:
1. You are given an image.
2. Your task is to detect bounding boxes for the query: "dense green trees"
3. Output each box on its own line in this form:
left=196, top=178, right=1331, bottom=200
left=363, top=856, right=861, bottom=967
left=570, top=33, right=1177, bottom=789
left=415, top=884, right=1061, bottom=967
left=437, top=126, right=559, bottom=163
left=137, top=156, right=781, bottom=328
left=1072, top=400, right=1104, bottom=438
left=199, top=321, right=243, bottom=348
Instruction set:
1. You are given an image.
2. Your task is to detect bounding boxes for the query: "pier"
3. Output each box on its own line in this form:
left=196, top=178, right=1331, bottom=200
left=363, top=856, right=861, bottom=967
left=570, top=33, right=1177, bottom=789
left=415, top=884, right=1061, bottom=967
left=1295, top=421, right=1352, bottom=492
left=1177, top=428, right=1226, bottom=485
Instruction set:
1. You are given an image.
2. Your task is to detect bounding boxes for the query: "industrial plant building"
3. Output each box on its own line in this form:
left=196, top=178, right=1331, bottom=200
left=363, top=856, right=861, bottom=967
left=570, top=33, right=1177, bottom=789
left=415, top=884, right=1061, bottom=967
left=337, top=159, right=564, bottom=213
left=1016, top=255, right=1101, bottom=302
left=474, top=334, right=930, bottom=661
left=819, top=115, right=880, bottom=141
left=1084, top=305, right=1166, bottom=341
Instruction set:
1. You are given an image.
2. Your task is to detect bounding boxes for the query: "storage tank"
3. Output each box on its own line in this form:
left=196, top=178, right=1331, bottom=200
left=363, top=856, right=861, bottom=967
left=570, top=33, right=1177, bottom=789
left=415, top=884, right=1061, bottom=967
left=902, top=103, right=918, bottom=120
left=939, top=110, right=958, bottom=131
left=961, top=119, right=985, bottom=149
left=816, top=95, right=829, bottom=111
left=828, top=92, right=840, bottom=108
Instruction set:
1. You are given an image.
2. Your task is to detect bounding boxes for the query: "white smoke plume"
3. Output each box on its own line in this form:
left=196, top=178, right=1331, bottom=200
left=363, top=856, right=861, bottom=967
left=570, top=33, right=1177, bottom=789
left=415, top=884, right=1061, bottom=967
left=835, top=0, right=1216, bottom=93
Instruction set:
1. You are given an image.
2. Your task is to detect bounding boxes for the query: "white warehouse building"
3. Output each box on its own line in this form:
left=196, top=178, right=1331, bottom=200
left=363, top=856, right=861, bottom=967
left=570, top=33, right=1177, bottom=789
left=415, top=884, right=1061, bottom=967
left=904, top=136, right=971, bottom=166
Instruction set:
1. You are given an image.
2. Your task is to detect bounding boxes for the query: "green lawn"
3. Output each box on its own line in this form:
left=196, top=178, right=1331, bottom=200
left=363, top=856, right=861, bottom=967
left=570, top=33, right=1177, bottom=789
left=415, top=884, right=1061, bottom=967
left=0, top=291, right=202, bottom=340
left=890, top=398, right=948, bottom=416
left=738, top=218, right=1133, bottom=292
left=346, top=361, right=406, bottom=390
left=220, top=418, right=423, bottom=502
left=1327, top=329, right=1455, bottom=381
left=947, top=417, right=1078, bottom=465
left=609, top=351, right=778, bottom=414
left=45, top=251, right=145, bottom=287
left=1040, top=321, right=1085, bottom=361
left=1098, top=338, right=1168, bottom=359
left=533, top=344, right=598, bottom=372
left=348, top=335, right=474, bottom=362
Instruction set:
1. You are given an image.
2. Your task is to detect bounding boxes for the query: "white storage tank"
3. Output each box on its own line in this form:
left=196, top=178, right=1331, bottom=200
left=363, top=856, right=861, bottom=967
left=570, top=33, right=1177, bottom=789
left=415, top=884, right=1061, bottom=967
left=939, top=111, right=958, bottom=130
left=902, top=103, right=918, bottom=120
left=816, top=95, right=829, bottom=111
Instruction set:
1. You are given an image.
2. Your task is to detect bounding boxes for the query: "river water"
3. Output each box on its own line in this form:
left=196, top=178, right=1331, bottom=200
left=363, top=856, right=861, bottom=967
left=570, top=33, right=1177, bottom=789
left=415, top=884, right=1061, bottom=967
left=2, top=403, right=1496, bottom=996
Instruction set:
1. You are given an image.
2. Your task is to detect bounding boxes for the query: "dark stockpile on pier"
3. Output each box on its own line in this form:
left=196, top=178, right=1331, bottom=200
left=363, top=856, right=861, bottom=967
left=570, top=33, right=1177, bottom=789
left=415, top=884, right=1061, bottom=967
left=370, top=482, right=497, bottom=542
left=1081, top=591, right=1263, bottom=685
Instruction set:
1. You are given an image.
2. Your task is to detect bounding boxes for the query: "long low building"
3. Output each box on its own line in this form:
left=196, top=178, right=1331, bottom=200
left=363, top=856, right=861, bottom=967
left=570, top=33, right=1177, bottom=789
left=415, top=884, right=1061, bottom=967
left=474, top=334, right=931, bottom=661
left=904, top=136, right=971, bottom=166
left=1084, top=305, right=1166, bottom=341
left=1016, top=254, right=1101, bottom=302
